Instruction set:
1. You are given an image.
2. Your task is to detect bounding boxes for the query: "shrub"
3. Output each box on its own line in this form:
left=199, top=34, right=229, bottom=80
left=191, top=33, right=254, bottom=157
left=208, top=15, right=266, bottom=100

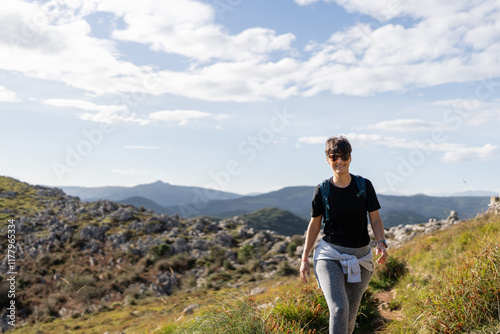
left=155, top=253, right=196, bottom=272
left=274, top=261, right=297, bottom=277
left=286, top=241, right=298, bottom=257
left=249, top=260, right=263, bottom=273
left=60, top=275, right=103, bottom=301
left=223, top=259, right=234, bottom=270
left=150, top=243, right=170, bottom=257
left=176, top=291, right=272, bottom=334
left=371, top=256, right=407, bottom=290
left=113, top=270, right=143, bottom=289
left=270, top=284, right=379, bottom=334
left=272, top=285, right=329, bottom=333
left=355, top=288, right=380, bottom=333
left=237, top=244, right=255, bottom=263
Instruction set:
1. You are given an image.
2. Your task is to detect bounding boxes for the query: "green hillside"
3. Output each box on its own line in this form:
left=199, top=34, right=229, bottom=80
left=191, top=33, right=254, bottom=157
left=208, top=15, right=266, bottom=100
left=0, top=176, right=307, bottom=333
left=0, top=176, right=58, bottom=226
left=384, top=211, right=500, bottom=333
left=117, top=196, right=172, bottom=215
left=238, top=207, right=308, bottom=236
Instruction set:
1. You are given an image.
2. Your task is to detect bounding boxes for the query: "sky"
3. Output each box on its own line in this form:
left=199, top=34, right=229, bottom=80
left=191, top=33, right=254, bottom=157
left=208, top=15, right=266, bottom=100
left=1, top=0, right=500, bottom=196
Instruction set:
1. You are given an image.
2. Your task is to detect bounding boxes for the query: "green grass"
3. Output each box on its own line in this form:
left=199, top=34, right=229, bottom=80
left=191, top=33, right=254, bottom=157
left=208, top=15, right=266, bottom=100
left=384, top=213, right=500, bottom=333
left=0, top=176, right=50, bottom=225
left=158, top=276, right=380, bottom=334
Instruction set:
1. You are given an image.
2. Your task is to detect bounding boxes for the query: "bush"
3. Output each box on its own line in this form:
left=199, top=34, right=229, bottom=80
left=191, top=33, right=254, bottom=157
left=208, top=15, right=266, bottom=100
left=355, top=288, right=380, bottom=333
left=156, top=253, right=196, bottom=272
left=272, top=285, right=329, bottom=333
left=371, top=256, right=407, bottom=290
left=222, top=259, right=234, bottom=270
left=274, top=261, right=297, bottom=277
left=149, top=243, right=170, bottom=257
left=60, top=275, right=103, bottom=301
left=176, top=291, right=271, bottom=333
left=237, top=244, right=255, bottom=263
left=286, top=241, right=298, bottom=257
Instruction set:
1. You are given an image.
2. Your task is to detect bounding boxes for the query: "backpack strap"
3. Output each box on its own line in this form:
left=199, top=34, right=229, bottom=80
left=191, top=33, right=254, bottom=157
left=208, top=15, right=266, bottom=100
left=320, top=175, right=366, bottom=221
left=319, top=178, right=331, bottom=221
left=354, top=175, right=366, bottom=198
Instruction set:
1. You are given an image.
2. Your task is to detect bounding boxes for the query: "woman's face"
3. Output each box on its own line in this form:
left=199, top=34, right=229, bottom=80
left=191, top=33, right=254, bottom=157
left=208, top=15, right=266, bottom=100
left=327, top=152, right=351, bottom=175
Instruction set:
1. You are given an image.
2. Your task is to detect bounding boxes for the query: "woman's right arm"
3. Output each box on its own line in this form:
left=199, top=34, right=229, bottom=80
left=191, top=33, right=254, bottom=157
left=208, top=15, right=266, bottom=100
left=300, top=215, right=322, bottom=283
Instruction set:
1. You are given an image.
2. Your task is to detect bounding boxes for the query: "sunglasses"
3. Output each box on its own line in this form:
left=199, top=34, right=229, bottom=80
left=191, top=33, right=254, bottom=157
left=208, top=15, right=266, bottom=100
left=328, top=153, right=350, bottom=162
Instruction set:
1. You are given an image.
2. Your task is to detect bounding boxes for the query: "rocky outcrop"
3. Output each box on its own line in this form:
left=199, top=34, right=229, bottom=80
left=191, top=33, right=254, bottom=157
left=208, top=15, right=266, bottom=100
left=488, top=194, right=500, bottom=214
left=0, top=181, right=301, bottom=308
left=383, top=210, right=462, bottom=248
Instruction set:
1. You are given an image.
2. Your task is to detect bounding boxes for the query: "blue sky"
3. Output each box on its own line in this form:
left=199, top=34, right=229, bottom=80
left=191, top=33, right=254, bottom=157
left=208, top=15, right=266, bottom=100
left=1, top=0, right=500, bottom=196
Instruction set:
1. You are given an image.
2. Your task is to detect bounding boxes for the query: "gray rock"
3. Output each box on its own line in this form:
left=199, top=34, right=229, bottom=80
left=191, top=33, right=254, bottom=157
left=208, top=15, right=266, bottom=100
left=249, top=287, right=266, bottom=296
left=214, top=230, right=233, bottom=248
left=269, top=240, right=288, bottom=254
left=111, top=207, right=134, bottom=222
left=80, top=224, right=109, bottom=241
left=182, top=304, right=198, bottom=315
left=172, top=237, right=190, bottom=254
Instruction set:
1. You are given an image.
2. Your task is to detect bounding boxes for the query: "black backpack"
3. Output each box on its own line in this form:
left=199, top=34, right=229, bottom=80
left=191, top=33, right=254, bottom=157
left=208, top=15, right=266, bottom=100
left=319, top=175, right=366, bottom=221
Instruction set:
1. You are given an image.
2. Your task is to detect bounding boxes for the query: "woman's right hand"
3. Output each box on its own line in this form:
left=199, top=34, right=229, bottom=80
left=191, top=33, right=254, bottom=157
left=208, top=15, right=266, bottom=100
left=300, top=260, right=310, bottom=283
left=300, top=216, right=321, bottom=284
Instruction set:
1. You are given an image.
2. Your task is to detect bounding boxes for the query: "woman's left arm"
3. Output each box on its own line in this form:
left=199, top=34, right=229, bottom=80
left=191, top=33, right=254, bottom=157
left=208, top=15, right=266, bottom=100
left=369, top=210, right=388, bottom=264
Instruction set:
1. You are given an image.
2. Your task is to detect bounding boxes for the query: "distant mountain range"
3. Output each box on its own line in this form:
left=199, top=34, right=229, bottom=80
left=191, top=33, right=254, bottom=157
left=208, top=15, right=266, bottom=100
left=61, top=180, right=242, bottom=207
left=60, top=181, right=493, bottom=228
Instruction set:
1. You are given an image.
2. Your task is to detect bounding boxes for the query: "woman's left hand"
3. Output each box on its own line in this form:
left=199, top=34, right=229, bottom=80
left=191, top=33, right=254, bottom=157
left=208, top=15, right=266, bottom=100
left=375, top=245, right=388, bottom=264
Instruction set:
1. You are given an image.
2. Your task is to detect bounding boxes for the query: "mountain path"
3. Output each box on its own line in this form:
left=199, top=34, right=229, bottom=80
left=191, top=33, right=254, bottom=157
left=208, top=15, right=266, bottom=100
left=360, top=288, right=402, bottom=334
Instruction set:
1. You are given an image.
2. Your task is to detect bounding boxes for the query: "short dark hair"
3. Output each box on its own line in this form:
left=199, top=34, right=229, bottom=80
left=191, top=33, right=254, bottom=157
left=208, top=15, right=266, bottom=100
left=325, top=136, right=352, bottom=156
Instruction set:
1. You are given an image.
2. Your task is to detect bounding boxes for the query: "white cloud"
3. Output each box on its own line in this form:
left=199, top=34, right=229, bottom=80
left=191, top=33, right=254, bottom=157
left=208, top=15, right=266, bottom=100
left=0, top=86, right=21, bottom=102
left=149, top=110, right=211, bottom=125
left=353, top=134, right=500, bottom=162
left=369, top=119, right=452, bottom=132
left=42, top=98, right=215, bottom=126
left=42, top=98, right=124, bottom=112
left=99, top=0, right=295, bottom=62
left=296, top=136, right=328, bottom=148
left=442, top=143, right=500, bottom=162
left=296, top=134, right=404, bottom=148
left=1, top=0, right=500, bottom=102
left=296, top=132, right=500, bottom=162
left=151, top=58, right=302, bottom=102
left=0, top=0, right=155, bottom=95
left=295, top=0, right=319, bottom=5
left=123, top=145, right=160, bottom=149
left=296, top=0, right=491, bottom=22
left=297, top=0, right=500, bottom=97
left=42, top=98, right=150, bottom=124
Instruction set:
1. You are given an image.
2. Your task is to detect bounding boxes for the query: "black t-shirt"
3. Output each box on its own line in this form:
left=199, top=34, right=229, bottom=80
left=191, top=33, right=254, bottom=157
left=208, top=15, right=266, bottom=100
left=311, top=174, right=381, bottom=248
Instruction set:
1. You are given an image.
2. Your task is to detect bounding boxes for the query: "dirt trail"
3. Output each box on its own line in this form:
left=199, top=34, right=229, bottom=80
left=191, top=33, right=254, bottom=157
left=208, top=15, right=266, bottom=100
left=360, top=289, right=402, bottom=334
left=375, top=289, right=402, bottom=323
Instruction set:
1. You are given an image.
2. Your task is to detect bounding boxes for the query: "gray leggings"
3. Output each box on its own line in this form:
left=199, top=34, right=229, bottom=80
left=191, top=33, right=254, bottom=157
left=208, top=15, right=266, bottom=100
left=314, top=245, right=373, bottom=334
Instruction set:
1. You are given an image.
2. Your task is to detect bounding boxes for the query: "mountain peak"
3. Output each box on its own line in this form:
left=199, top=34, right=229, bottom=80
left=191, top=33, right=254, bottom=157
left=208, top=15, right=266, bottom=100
left=151, top=180, right=168, bottom=185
